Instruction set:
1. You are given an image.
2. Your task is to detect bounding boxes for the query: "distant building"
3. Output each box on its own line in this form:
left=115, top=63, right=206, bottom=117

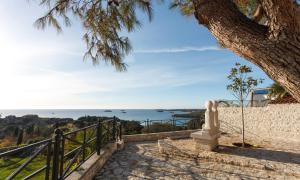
left=250, top=88, right=272, bottom=107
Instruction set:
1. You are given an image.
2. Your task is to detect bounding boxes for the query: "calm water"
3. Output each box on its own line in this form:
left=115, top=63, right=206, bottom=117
left=0, top=109, right=188, bottom=121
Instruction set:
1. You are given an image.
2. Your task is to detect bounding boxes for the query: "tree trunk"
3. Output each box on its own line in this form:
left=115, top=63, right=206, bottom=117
left=192, top=0, right=300, bottom=102
left=241, top=100, right=245, bottom=147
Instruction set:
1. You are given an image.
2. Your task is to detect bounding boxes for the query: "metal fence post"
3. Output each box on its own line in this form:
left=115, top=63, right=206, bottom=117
left=82, top=129, right=87, bottom=161
left=59, top=137, right=65, bottom=178
left=198, top=118, right=202, bottom=129
left=119, top=122, right=122, bottom=140
left=172, top=117, right=175, bottom=130
left=146, top=119, right=149, bottom=133
left=96, top=119, right=102, bottom=155
left=112, top=116, right=117, bottom=141
left=52, top=128, right=62, bottom=180
left=45, top=141, right=52, bottom=180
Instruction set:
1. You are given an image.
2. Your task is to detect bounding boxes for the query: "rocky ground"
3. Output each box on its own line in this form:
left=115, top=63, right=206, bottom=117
left=94, top=135, right=300, bottom=180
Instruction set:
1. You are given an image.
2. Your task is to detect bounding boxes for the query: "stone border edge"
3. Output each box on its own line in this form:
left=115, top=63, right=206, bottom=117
left=123, top=129, right=200, bottom=142
left=66, top=140, right=124, bottom=180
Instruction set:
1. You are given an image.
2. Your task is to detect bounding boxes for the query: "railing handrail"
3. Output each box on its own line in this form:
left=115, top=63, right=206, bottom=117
left=0, top=138, right=52, bottom=157
left=1, top=116, right=198, bottom=179
left=63, top=124, right=97, bottom=136
left=62, top=118, right=116, bottom=136
left=0, top=117, right=122, bottom=180
left=217, top=99, right=270, bottom=107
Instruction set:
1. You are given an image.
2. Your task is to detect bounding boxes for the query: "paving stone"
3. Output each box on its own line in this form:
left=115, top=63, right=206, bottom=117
left=113, top=167, right=123, bottom=175
left=94, top=141, right=300, bottom=180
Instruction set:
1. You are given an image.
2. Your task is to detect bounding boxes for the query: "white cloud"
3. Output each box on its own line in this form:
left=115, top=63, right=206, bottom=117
left=0, top=3, right=225, bottom=109
left=0, top=61, right=221, bottom=109
left=134, top=46, right=221, bottom=54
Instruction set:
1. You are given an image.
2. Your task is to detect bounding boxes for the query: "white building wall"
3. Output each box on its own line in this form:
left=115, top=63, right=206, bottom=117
left=219, top=104, right=300, bottom=143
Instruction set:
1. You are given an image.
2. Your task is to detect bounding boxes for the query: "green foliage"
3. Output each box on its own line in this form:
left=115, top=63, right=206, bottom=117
left=170, top=0, right=259, bottom=17
left=13, top=127, right=19, bottom=137
left=227, top=63, right=263, bottom=147
left=0, top=156, right=46, bottom=180
left=75, top=116, right=99, bottom=128
left=25, top=124, right=34, bottom=135
left=187, top=118, right=204, bottom=129
left=227, top=63, right=263, bottom=103
left=16, top=129, right=23, bottom=146
left=169, top=0, right=194, bottom=16
left=33, top=0, right=157, bottom=71
left=31, top=0, right=266, bottom=71
left=121, top=120, right=143, bottom=135
left=268, top=82, right=289, bottom=99
left=233, top=0, right=259, bottom=17
left=142, top=123, right=184, bottom=133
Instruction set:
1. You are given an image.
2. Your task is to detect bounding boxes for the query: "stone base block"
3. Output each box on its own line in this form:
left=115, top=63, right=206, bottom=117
left=191, top=131, right=220, bottom=151
left=194, top=138, right=218, bottom=151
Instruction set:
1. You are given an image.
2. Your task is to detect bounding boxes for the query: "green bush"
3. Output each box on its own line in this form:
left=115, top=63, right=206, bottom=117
left=187, top=118, right=204, bottom=129
left=121, top=120, right=143, bottom=135
left=142, top=123, right=184, bottom=133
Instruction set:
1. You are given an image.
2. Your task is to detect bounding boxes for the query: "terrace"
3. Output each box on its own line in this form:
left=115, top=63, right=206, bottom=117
left=94, top=133, right=300, bottom=180
left=1, top=102, right=299, bottom=180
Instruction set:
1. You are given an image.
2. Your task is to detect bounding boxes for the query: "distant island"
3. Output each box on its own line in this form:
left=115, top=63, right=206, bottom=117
left=164, top=109, right=200, bottom=112
left=172, top=109, right=205, bottom=119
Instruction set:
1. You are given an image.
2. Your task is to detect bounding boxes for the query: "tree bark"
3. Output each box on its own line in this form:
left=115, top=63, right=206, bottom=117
left=259, top=0, right=300, bottom=37
left=192, top=0, right=300, bottom=102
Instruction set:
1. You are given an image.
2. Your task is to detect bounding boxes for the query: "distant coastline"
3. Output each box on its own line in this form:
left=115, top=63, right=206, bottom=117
left=0, top=109, right=205, bottom=149
left=0, top=109, right=196, bottom=120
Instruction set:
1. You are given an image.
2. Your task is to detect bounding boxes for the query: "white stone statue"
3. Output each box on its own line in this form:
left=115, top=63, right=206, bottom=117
left=212, top=100, right=220, bottom=133
left=191, top=100, right=221, bottom=151
left=204, top=101, right=214, bottom=131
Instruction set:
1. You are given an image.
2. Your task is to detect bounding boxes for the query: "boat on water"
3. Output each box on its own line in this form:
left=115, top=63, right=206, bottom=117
left=104, top=110, right=112, bottom=112
left=156, top=110, right=164, bottom=112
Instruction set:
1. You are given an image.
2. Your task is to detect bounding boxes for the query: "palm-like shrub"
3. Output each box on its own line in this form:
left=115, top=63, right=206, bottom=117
left=268, top=82, right=289, bottom=99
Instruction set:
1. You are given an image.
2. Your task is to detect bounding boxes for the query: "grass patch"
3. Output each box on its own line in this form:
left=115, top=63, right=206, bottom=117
left=0, top=156, right=47, bottom=180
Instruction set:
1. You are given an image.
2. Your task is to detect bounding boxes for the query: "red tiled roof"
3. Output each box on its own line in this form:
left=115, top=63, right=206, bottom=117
left=269, top=95, right=299, bottom=104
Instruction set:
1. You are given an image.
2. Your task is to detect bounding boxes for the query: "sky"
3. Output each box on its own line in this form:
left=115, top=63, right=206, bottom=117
left=0, top=1, right=273, bottom=109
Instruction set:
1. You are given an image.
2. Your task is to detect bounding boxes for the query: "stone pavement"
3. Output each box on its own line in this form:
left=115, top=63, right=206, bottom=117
left=94, top=141, right=299, bottom=180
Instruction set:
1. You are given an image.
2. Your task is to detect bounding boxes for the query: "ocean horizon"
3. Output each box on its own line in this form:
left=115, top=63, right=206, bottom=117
left=0, top=109, right=192, bottom=121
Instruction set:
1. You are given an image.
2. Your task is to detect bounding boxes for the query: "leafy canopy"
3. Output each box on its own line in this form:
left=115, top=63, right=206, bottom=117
left=227, top=63, right=263, bottom=102
left=33, top=0, right=261, bottom=71
left=34, top=0, right=160, bottom=71
left=170, top=0, right=259, bottom=17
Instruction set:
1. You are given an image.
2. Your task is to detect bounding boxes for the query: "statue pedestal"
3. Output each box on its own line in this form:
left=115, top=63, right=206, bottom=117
left=191, top=130, right=220, bottom=151
left=192, top=100, right=221, bottom=152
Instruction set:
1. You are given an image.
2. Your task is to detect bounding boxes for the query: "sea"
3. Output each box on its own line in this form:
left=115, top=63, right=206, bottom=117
left=0, top=109, right=189, bottom=121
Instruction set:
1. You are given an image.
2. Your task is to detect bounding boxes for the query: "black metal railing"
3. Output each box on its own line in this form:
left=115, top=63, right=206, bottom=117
left=139, top=117, right=202, bottom=133
left=0, top=117, right=122, bottom=180
left=218, top=100, right=270, bottom=107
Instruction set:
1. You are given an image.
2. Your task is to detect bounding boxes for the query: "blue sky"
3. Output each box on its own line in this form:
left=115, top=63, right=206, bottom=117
left=0, top=1, right=273, bottom=109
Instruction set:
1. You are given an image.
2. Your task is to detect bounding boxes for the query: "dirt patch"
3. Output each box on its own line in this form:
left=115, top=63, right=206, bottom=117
left=158, top=134, right=300, bottom=179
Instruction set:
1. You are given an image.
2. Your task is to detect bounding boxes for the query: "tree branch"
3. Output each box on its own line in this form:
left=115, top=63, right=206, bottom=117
left=192, top=0, right=268, bottom=66
left=259, top=0, right=300, bottom=37
left=192, top=0, right=300, bottom=102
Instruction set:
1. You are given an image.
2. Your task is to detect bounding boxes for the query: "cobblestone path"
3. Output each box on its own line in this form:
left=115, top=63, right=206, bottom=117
left=94, top=142, right=298, bottom=180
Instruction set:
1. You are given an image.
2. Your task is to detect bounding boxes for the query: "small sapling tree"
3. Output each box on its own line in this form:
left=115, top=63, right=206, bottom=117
left=227, top=63, right=263, bottom=147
